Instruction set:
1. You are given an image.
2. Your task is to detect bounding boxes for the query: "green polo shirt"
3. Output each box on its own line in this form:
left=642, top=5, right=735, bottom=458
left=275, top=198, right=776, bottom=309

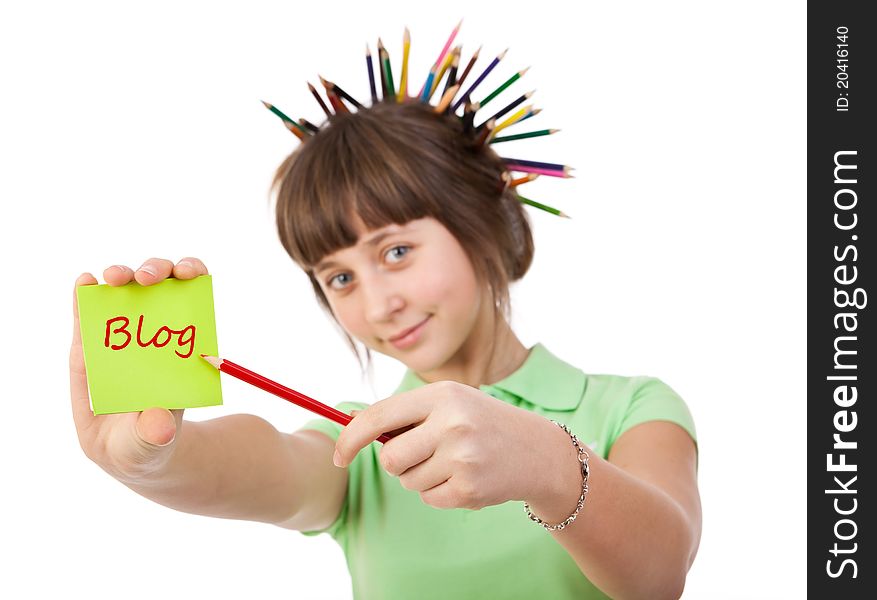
left=296, top=343, right=697, bottom=600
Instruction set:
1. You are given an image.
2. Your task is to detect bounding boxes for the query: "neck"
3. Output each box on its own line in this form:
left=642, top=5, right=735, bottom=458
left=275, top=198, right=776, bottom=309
left=416, top=307, right=530, bottom=388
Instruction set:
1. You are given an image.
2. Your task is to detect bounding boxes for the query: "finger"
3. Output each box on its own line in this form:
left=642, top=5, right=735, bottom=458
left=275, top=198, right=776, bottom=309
left=103, top=264, right=135, bottom=287
left=397, top=446, right=449, bottom=492
left=70, top=272, right=98, bottom=431
left=379, top=419, right=439, bottom=477
left=134, top=407, right=179, bottom=447
left=134, top=258, right=175, bottom=286
left=335, top=388, right=435, bottom=467
left=173, top=257, right=209, bottom=280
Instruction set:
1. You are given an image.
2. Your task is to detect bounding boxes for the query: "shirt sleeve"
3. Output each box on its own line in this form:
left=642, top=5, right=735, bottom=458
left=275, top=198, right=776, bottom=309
left=613, top=376, right=698, bottom=466
left=294, top=401, right=368, bottom=539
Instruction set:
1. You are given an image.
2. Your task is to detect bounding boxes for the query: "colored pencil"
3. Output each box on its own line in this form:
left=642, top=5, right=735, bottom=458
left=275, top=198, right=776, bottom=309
left=489, top=128, right=558, bottom=144
left=307, top=82, right=332, bottom=119
left=515, top=194, right=569, bottom=218
left=326, top=90, right=349, bottom=114
left=366, top=44, right=378, bottom=103
left=504, top=163, right=574, bottom=178
left=441, top=46, right=460, bottom=105
left=503, top=157, right=571, bottom=171
left=455, top=45, right=481, bottom=93
left=509, top=173, right=540, bottom=187
left=429, top=44, right=457, bottom=99
left=476, top=118, right=495, bottom=146
left=477, top=90, right=533, bottom=130
left=261, top=100, right=309, bottom=136
left=200, top=355, right=394, bottom=444
left=397, top=27, right=410, bottom=102
left=378, top=38, right=395, bottom=98
left=489, top=104, right=532, bottom=140
left=377, top=38, right=387, bottom=99
left=320, top=75, right=363, bottom=109
left=420, top=66, right=437, bottom=102
left=418, top=18, right=462, bottom=96
left=434, top=83, right=460, bottom=113
left=453, top=47, right=507, bottom=111
left=462, top=100, right=479, bottom=133
left=479, top=66, right=530, bottom=108
left=299, top=118, right=320, bottom=134
left=284, top=120, right=307, bottom=141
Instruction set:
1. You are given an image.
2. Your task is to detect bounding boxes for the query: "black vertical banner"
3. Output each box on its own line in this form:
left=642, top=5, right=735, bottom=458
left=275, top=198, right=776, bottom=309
left=808, top=2, right=874, bottom=597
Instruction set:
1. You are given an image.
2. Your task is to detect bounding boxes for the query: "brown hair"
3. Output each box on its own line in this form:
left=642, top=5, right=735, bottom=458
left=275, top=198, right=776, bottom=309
left=270, top=99, right=534, bottom=373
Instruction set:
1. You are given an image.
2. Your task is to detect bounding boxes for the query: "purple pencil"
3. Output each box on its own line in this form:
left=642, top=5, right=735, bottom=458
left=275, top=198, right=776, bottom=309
left=453, top=48, right=507, bottom=111
left=365, top=43, right=377, bottom=103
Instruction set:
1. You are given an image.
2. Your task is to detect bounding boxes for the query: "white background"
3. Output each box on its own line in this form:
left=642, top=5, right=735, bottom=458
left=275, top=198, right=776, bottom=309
left=0, top=1, right=804, bottom=598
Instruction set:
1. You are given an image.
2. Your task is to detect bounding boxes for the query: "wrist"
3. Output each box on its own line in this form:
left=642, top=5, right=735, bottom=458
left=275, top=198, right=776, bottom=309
left=522, top=416, right=585, bottom=522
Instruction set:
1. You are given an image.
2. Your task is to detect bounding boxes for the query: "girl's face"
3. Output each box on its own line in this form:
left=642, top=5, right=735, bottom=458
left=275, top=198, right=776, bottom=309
left=313, top=216, right=485, bottom=373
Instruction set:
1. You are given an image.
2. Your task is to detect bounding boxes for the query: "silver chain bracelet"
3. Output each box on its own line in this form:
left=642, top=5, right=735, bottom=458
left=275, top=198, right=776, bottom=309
left=524, top=419, right=590, bottom=532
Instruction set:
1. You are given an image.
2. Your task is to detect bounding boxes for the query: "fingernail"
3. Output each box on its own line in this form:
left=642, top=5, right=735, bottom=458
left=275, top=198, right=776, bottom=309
left=178, top=260, right=195, bottom=270
left=113, top=265, right=127, bottom=275
left=333, top=450, right=342, bottom=467
left=138, top=264, right=157, bottom=276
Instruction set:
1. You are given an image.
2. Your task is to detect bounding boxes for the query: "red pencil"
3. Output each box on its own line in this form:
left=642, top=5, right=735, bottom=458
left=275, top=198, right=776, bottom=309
left=200, top=354, right=393, bottom=444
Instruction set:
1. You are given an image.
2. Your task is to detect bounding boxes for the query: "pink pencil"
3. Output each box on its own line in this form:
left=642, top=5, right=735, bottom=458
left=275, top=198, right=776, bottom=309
left=418, top=18, right=463, bottom=96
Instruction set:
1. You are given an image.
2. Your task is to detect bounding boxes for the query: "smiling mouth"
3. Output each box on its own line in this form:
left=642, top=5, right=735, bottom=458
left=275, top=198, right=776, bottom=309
left=387, top=316, right=430, bottom=342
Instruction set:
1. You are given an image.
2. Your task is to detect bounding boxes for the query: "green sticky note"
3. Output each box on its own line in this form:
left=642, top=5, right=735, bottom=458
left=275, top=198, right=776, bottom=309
left=76, top=274, right=223, bottom=415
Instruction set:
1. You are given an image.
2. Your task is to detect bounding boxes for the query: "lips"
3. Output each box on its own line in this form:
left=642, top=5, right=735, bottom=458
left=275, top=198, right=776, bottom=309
left=388, top=316, right=430, bottom=342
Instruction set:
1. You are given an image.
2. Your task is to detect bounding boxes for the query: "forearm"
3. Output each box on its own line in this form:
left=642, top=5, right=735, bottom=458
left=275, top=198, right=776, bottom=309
left=523, top=420, right=695, bottom=599
left=120, top=414, right=299, bottom=525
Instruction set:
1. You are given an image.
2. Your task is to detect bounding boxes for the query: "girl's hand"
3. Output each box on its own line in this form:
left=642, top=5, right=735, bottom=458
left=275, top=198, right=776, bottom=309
left=334, top=381, right=554, bottom=510
left=70, top=257, right=209, bottom=483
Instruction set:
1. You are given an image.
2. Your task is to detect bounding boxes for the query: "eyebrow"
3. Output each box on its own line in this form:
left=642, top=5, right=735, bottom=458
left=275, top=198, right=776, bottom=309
left=313, top=228, right=405, bottom=274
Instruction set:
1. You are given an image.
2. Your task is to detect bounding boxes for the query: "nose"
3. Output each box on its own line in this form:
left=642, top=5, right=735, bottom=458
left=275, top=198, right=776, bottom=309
left=361, top=271, right=405, bottom=325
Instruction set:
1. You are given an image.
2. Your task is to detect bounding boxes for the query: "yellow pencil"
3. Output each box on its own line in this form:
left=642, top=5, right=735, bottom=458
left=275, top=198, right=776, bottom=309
left=489, top=104, right=533, bottom=140
left=397, top=27, right=411, bottom=102
left=429, top=44, right=458, bottom=99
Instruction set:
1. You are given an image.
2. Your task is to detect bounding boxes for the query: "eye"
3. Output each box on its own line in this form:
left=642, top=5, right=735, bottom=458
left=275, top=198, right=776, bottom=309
left=385, top=245, right=411, bottom=263
left=326, top=272, right=352, bottom=290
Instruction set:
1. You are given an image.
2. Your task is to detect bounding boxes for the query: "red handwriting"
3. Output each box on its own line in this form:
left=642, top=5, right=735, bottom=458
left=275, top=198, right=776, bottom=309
left=104, top=315, right=196, bottom=359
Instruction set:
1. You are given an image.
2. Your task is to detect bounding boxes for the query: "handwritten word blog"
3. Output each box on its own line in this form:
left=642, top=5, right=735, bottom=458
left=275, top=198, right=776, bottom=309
left=104, top=315, right=196, bottom=359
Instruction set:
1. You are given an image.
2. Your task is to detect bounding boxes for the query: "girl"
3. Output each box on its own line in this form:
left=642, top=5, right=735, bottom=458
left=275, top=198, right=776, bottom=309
left=70, top=54, right=700, bottom=600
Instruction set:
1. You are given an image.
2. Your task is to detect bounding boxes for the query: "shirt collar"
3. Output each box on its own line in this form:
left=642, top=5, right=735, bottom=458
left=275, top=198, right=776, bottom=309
left=393, top=343, right=585, bottom=412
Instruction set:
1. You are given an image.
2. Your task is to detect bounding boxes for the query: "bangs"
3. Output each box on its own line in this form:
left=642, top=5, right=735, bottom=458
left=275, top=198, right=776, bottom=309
left=274, top=107, right=459, bottom=269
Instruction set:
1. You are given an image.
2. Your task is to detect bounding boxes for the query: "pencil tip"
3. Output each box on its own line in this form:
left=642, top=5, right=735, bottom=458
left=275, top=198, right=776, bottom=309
left=260, top=100, right=270, bottom=108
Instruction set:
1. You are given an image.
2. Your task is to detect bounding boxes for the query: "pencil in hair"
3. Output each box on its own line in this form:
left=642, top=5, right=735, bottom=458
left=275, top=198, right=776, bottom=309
left=429, top=44, right=457, bottom=99
left=418, top=18, right=462, bottom=97
left=377, top=38, right=388, bottom=99
left=476, top=118, right=495, bottom=146
left=509, top=173, right=540, bottom=187
left=453, top=47, right=507, bottom=111
left=398, top=27, right=411, bottom=102
left=441, top=46, right=461, bottom=107
left=326, top=89, right=349, bottom=114
left=366, top=44, right=378, bottom=103
left=489, top=128, right=558, bottom=144
left=490, top=104, right=532, bottom=139
left=379, top=38, right=396, bottom=98
left=455, top=45, right=481, bottom=94
left=307, top=82, right=332, bottom=118
left=477, top=90, right=533, bottom=130
left=320, top=75, right=363, bottom=110
left=261, top=100, right=310, bottom=136
left=516, top=193, right=569, bottom=218
left=462, top=100, right=479, bottom=133
left=420, top=66, right=437, bottom=102
left=479, top=66, right=530, bottom=108
left=284, top=120, right=307, bottom=140
left=299, top=118, right=320, bottom=134
left=434, top=83, right=460, bottom=113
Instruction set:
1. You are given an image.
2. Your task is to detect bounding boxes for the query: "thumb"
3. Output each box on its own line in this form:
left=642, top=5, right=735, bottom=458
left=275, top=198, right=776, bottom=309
left=134, top=407, right=179, bottom=447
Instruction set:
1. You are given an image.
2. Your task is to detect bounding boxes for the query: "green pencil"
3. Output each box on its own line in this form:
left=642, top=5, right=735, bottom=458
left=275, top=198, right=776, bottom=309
left=489, top=128, right=558, bottom=144
left=479, top=67, right=530, bottom=108
left=516, top=193, right=569, bottom=218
